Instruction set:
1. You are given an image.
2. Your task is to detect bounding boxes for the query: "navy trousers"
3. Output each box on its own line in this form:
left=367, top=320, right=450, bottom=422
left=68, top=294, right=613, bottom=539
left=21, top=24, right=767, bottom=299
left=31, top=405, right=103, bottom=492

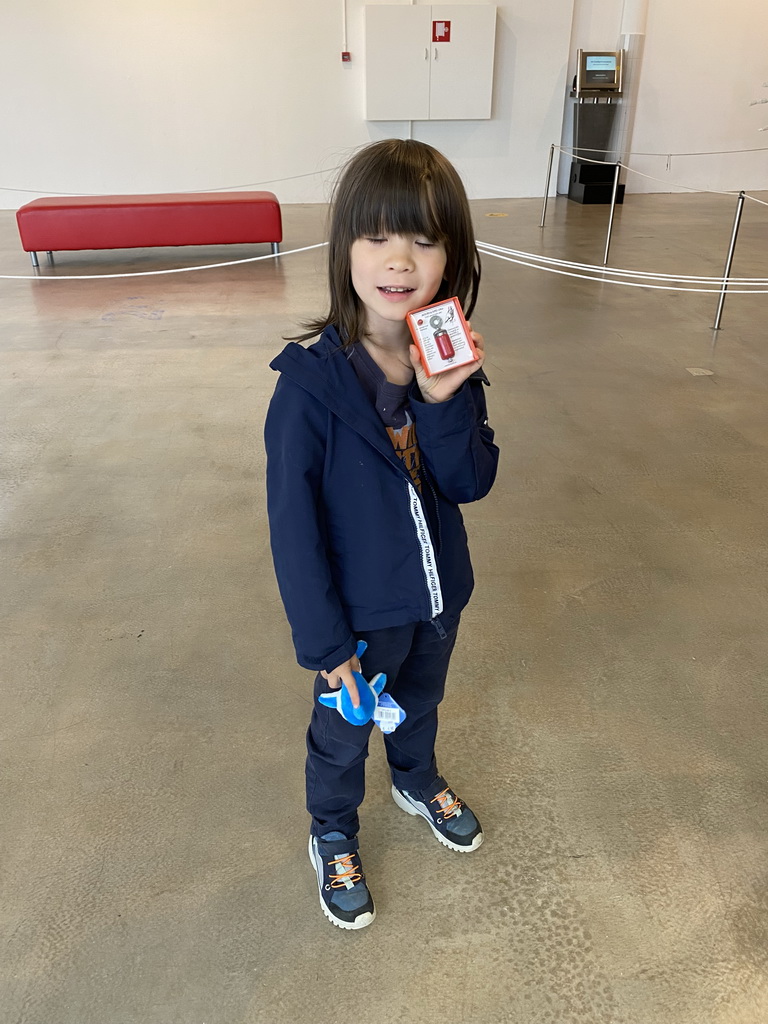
left=305, top=618, right=459, bottom=838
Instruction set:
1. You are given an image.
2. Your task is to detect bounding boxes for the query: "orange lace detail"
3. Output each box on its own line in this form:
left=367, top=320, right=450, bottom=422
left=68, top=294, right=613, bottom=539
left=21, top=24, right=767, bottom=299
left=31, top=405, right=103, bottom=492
left=329, top=854, right=362, bottom=888
left=430, top=788, right=461, bottom=818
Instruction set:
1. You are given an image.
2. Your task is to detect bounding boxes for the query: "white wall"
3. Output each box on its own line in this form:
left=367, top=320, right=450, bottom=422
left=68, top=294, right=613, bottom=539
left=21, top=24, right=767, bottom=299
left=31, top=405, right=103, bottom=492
left=2, top=1, right=766, bottom=209
left=0, top=1, right=573, bottom=210
left=628, top=0, right=768, bottom=193
left=557, top=0, right=768, bottom=194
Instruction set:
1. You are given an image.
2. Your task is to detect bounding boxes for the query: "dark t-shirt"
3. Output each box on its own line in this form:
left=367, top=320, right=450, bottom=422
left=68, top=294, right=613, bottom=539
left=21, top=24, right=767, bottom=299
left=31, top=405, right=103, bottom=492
left=347, top=343, right=423, bottom=492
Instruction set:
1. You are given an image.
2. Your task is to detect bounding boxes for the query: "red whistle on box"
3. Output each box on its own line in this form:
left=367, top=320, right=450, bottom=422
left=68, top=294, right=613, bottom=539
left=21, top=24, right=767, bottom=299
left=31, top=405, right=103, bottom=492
left=406, top=297, right=479, bottom=378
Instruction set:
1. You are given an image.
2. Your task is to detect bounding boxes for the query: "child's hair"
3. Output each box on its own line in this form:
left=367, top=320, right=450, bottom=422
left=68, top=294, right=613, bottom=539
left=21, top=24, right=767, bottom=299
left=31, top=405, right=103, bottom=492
left=294, top=139, right=480, bottom=344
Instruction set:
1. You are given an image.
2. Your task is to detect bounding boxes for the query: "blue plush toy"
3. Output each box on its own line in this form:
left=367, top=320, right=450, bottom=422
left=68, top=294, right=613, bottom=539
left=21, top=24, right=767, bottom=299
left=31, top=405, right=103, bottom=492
left=317, top=640, right=387, bottom=725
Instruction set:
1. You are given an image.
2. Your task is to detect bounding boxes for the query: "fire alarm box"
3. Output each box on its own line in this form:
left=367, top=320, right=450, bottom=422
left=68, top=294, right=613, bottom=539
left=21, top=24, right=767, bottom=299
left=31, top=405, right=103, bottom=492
left=406, top=297, right=479, bottom=378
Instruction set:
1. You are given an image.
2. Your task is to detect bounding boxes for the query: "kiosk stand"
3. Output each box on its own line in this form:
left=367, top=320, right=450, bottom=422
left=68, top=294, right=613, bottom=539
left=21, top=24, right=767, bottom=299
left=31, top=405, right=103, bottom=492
left=569, top=50, right=625, bottom=205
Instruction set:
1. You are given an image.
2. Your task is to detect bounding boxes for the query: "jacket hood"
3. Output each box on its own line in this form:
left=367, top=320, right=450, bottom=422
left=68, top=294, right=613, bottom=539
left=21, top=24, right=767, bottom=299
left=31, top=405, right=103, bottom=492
left=270, top=328, right=411, bottom=472
left=269, top=326, right=345, bottom=385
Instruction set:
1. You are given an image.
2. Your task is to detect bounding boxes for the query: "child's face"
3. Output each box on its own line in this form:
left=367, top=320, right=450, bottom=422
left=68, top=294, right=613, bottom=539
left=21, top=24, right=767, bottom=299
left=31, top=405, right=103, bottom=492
left=350, top=233, right=447, bottom=336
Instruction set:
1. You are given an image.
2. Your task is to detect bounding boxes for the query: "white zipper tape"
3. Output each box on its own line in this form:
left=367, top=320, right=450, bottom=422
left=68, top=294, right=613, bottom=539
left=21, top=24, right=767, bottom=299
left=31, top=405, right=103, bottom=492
left=407, top=482, right=443, bottom=617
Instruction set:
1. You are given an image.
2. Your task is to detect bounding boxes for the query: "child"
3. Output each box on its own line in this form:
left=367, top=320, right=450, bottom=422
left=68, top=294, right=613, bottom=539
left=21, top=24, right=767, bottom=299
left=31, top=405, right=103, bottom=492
left=264, top=139, right=499, bottom=929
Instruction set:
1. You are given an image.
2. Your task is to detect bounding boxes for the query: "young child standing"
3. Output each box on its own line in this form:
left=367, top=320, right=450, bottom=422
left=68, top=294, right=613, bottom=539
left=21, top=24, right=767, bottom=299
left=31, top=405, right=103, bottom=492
left=264, top=139, right=499, bottom=929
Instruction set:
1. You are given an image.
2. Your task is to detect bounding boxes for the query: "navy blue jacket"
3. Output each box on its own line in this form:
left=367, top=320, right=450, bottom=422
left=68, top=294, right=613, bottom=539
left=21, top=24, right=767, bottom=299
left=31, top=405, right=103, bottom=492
left=264, top=327, right=499, bottom=672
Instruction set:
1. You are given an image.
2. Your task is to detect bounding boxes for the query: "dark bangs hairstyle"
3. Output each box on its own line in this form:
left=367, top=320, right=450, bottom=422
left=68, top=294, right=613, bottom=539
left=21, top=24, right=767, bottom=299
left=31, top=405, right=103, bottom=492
left=293, top=139, right=480, bottom=345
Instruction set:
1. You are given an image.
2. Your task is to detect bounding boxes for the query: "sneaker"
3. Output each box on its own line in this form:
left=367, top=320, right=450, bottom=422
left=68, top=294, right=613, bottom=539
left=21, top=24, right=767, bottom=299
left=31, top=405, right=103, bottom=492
left=392, top=777, right=484, bottom=852
left=308, top=832, right=376, bottom=930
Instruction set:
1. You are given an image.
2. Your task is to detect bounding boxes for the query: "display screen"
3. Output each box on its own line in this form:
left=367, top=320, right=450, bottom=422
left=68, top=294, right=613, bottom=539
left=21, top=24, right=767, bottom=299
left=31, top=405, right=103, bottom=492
left=586, top=56, right=617, bottom=72
left=584, top=53, right=618, bottom=86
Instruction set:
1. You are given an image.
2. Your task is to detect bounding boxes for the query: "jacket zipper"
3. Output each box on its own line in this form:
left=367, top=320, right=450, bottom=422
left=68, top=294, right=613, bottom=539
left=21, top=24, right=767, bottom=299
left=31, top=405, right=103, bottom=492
left=405, top=481, right=444, bottom=618
left=423, top=477, right=448, bottom=637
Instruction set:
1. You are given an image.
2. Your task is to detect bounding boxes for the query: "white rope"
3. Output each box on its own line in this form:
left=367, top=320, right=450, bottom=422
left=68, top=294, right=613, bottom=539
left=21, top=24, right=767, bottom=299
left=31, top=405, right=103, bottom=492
left=0, top=168, right=343, bottom=196
left=0, top=243, right=327, bottom=281
left=556, top=147, right=742, bottom=198
left=4, top=144, right=766, bottom=195
left=477, top=241, right=768, bottom=285
left=2, top=238, right=764, bottom=293
left=476, top=246, right=768, bottom=294
left=557, top=144, right=768, bottom=158
left=619, top=162, right=746, bottom=196
left=556, top=145, right=768, bottom=204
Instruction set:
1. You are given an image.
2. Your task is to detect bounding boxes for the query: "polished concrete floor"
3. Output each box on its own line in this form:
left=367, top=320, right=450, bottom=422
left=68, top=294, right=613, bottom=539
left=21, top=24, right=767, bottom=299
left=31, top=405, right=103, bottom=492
left=2, top=190, right=767, bottom=1024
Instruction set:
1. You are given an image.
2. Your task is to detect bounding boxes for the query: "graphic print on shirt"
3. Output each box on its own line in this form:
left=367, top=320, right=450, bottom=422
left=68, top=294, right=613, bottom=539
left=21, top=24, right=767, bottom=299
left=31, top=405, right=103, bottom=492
left=387, top=411, right=422, bottom=492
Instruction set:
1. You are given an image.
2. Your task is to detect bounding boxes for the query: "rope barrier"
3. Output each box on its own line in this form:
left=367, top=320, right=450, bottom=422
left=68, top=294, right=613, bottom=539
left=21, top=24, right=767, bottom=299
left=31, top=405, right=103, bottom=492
left=476, top=246, right=768, bottom=294
left=1, top=236, right=765, bottom=294
left=557, top=144, right=768, bottom=158
left=2, top=143, right=766, bottom=297
left=0, top=167, right=343, bottom=197
left=556, top=147, right=743, bottom=198
left=0, top=243, right=327, bottom=281
left=3, top=143, right=766, bottom=196
left=556, top=145, right=768, bottom=202
left=477, top=241, right=768, bottom=285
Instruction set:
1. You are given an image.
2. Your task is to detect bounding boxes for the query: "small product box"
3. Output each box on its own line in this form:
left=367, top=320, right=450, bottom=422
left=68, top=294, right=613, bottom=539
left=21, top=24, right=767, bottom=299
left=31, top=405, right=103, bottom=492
left=406, top=297, right=478, bottom=378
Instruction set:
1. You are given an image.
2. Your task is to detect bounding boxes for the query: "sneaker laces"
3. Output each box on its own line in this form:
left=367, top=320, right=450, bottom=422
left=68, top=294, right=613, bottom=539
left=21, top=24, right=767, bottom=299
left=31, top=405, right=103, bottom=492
left=430, top=787, right=462, bottom=819
left=329, top=853, right=362, bottom=889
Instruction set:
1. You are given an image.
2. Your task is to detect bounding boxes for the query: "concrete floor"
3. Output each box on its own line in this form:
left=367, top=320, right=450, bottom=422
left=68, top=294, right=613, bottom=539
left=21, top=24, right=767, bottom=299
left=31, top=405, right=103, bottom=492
left=2, top=190, right=767, bottom=1024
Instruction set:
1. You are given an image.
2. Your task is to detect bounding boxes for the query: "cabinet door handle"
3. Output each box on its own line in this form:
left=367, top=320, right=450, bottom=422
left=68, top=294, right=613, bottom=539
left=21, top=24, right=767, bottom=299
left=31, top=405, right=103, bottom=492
left=424, top=47, right=429, bottom=60
left=434, top=48, right=438, bottom=60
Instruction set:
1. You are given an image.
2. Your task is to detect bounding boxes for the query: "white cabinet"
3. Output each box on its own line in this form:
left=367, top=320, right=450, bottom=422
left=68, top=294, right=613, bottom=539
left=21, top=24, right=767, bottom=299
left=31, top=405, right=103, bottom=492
left=428, top=5, right=496, bottom=119
left=365, top=5, right=496, bottom=121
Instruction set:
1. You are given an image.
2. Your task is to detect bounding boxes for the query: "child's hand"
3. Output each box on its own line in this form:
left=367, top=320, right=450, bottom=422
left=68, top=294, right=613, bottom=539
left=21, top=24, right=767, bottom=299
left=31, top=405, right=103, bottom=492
left=409, top=327, right=485, bottom=404
left=321, top=653, right=362, bottom=709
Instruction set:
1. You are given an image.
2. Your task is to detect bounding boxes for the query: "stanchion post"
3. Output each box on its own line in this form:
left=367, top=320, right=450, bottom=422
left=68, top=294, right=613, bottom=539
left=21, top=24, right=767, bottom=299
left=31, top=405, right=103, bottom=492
left=713, top=191, right=746, bottom=331
left=540, top=145, right=555, bottom=228
left=603, top=163, right=622, bottom=266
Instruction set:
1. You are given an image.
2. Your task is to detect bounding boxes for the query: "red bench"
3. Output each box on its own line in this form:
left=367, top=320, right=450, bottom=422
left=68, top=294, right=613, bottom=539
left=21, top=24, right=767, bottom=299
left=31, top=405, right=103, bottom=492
left=16, top=191, right=282, bottom=267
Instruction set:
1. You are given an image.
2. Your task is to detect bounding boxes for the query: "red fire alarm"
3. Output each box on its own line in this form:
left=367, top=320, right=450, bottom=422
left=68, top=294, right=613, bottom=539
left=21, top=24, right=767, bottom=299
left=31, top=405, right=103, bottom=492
left=432, top=20, right=451, bottom=42
left=341, top=51, right=351, bottom=63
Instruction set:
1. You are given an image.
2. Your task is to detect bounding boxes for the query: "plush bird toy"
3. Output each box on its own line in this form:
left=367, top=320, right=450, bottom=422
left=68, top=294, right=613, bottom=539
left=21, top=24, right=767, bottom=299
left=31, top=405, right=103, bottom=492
left=317, top=641, right=387, bottom=725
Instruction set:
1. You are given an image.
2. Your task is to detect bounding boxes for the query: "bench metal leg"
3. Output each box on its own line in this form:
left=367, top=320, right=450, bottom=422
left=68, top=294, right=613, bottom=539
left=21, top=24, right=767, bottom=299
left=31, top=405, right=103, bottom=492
left=271, top=242, right=280, bottom=256
left=30, top=251, right=39, bottom=268
left=46, top=251, right=54, bottom=265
